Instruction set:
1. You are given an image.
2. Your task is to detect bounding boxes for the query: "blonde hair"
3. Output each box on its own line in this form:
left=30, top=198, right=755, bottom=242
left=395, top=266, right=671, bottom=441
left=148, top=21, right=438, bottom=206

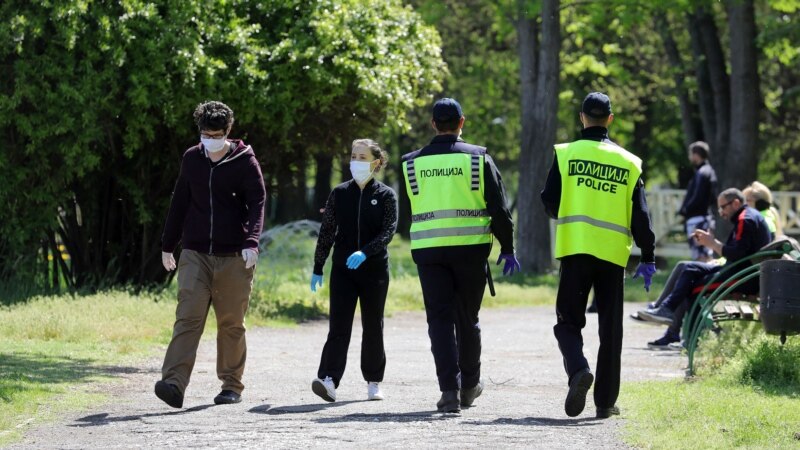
left=747, top=181, right=773, bottom=205
left=745, top=181, right=783, bottom=236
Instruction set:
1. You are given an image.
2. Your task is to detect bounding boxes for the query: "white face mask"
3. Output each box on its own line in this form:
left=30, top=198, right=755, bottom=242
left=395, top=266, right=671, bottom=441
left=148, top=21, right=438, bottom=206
left=201, top=136, right=227, bottom=153
left=350, top=160, right=376, bottom=185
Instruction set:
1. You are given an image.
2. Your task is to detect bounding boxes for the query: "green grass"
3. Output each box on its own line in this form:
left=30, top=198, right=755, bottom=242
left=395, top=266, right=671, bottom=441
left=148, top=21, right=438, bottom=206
left=621, top=330, right=800, bottom=449
left=622, top=379, right=800, bottom=449
left=0, top=290, right=180, bottom=444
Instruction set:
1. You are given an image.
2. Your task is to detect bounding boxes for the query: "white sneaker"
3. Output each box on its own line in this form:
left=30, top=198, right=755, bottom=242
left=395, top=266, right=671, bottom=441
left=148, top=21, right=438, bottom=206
left=312, top=376, right=336, bottom=402
left=367, top=382, right=384, bottom=400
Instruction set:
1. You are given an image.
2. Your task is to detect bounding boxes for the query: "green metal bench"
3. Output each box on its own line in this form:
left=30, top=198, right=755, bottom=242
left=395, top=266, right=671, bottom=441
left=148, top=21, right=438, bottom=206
left=684, top=238, right=800, bottom=375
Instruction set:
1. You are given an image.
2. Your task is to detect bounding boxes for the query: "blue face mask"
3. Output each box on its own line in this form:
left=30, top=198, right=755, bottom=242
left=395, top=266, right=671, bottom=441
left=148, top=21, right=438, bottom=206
left=201, top=136, right=226, bottom=153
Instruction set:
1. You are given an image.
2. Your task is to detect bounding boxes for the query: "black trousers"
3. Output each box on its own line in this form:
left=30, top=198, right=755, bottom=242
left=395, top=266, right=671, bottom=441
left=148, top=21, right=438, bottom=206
left=417, top=261, right=486, bottom=392
left=317, top=263, right=389, bottom=387
left=553, top=254, right=624, bottom=409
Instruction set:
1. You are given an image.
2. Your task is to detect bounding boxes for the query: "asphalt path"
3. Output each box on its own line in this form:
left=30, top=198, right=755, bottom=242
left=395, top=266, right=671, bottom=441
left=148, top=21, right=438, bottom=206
left=8, top=303, right=683, bottom=449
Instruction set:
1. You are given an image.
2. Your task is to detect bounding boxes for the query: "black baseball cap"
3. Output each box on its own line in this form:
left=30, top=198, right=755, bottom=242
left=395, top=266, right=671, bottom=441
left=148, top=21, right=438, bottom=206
left=432, top=98, right=463, bottom=123
left=581, top=92, right=612, bottom=118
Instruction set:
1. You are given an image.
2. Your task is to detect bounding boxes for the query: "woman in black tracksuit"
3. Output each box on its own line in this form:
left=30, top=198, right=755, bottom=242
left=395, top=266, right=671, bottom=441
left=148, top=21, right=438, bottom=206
left=309, top=139, right=397, bottom=403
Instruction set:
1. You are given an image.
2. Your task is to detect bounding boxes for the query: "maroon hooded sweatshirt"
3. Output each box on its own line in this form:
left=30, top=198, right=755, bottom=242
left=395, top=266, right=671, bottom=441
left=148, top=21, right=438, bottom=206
left=161, top=139, right=266, bottom=255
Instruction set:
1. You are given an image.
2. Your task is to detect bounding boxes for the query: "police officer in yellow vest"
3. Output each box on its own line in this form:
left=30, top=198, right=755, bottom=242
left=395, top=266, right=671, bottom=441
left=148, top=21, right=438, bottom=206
left=540, top=92, right=656, bottom=419
left=402, top=98, right=519, bottom=413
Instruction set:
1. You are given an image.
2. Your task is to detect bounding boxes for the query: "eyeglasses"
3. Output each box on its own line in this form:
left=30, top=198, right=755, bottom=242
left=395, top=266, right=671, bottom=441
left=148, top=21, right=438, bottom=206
left=200, top=131, right=226, bottom=139
left=717, top=200, right=734, bottom=212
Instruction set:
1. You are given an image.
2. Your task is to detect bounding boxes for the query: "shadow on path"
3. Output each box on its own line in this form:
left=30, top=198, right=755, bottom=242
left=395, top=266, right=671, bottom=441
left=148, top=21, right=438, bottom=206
left=313, top=411, right=453, bottom=423
left=249, top=400, right=366, bottom=415
left=463, top=416, right=605, bottom=427
left=70, top=404, right=215, bottom=427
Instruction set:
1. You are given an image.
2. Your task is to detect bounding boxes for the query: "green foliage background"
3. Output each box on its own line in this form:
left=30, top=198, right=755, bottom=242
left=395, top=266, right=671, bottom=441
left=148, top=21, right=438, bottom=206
left=0, top=0, right=443, bottom=290
left=1, top=0, right=799, bottom=294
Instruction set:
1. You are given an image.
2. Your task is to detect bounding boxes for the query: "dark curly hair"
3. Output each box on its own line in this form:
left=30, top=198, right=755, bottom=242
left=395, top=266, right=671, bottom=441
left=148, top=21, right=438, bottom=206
left=193, top=101, right=234, bottom=132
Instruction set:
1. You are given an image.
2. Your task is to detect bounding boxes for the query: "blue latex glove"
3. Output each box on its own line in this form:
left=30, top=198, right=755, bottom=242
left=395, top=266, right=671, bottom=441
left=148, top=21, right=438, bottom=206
left=346, top=251, right=367, bottom=270
left=632, top=262, right=657, bottom=292
left=496, top=253, right=521, bottom=276
left=310, top=274, right=324, bottom=293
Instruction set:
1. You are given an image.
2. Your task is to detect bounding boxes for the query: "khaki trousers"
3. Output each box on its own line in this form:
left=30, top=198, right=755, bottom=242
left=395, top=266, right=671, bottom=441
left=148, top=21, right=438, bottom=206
left=161, top=250, right=254, bottom=395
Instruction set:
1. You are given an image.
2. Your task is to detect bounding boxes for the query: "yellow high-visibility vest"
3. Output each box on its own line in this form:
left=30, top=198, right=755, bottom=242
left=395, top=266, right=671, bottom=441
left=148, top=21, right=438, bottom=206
left=554, top=140, right=642, bottom=267
left=402, top=152, right=491, bottom=250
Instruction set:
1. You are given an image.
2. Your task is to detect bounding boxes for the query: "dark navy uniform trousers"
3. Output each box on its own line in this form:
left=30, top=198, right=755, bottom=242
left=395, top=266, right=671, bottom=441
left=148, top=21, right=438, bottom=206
left=418, top=260, right=487, bottom=392
left=553, top=254, right=624, bottom=409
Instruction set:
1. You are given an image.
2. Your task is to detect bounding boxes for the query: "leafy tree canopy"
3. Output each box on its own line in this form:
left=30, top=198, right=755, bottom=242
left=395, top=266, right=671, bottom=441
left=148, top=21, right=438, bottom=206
left=0, top=0, right=443, bottom=289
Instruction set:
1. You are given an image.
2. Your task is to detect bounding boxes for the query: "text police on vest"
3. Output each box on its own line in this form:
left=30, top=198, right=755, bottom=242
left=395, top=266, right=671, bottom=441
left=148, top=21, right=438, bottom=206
left=456, top=209, right=487, bottom=217
left=419, top=167, right=464, bottom=177
left=411, top=209, right=487, bottom=223
left=568, top=159, right=629, bottom=194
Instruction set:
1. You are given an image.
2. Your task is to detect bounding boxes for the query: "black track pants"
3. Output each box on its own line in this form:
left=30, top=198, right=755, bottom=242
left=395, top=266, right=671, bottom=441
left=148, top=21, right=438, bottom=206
left=317, top=263, right=389, bottom=386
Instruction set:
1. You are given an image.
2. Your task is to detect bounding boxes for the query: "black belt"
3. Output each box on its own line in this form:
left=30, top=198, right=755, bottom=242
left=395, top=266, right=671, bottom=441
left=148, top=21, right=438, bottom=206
left=210, top=251, right=241, bottom=257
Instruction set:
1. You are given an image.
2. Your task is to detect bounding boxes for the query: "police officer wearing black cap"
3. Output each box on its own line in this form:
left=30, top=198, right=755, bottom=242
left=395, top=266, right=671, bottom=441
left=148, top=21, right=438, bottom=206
left=540, top=92, right=656, bottom=419
left=401, top=98, right=519, bottom=413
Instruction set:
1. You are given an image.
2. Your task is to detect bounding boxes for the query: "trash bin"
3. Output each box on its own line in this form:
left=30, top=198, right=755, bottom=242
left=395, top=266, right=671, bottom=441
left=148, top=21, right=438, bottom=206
left=760, top=259, right=800, bottom=342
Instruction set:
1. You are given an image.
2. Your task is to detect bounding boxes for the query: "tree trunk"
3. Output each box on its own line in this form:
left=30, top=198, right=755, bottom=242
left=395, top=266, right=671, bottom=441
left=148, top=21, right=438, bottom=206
left=656, top=12, right=701, bottom=146
left=695, top=7, right=730, bottom=179
left=724, top=0, right=759, bottom=189
left=515, top=9, right=539, bottom=273
left=48, top=235, right=58, bottom=293
left=274, top=153, right=309, bottom=222
left=687, top=12, right=716, bottom=149
left=530, top=0, right=560, bottom=272
left=516, top=0, right=560, bottom=273
left=632, top=99, right=654, bottom=176
left=312, top=152, right=333, bottom=221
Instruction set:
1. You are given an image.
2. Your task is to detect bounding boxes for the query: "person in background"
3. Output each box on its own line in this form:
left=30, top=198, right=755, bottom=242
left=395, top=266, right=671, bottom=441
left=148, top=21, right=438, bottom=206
left=157, top=100, right=266, bottom=408
left=310, top=139, right=397, bottom=403
left=678, top=141, right=718, bottom=262
left=541, top=92, right=656, bottom=419
left=639, top=188, right=771, bottom=347
left=743, top=181, right=782, bottom=239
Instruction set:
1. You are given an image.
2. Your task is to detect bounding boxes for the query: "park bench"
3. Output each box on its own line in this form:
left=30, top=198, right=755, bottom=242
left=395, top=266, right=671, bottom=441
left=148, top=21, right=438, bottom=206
left=684, top=236, right=800, bottom=375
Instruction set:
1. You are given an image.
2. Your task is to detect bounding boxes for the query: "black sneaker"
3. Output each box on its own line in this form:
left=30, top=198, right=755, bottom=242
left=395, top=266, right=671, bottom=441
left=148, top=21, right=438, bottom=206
left=565, top=369, right=594, bottom=417
left=214, top=390, right=242, bottom=405
left=647, top=331, right=681, bottom=350
left=637, top=305, right=675, bottom=325
left=460, top=381, right=484, bottom=407
left=154, top=380, right=183, bottom=409
left=596, top=405, right=620, bottom=418
left=436, top=390, right=460, bottom=413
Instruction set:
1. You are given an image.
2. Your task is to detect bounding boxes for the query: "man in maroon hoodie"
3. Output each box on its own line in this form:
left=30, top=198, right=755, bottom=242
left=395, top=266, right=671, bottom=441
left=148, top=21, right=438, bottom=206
left=155, top=101, right=266, bottom=408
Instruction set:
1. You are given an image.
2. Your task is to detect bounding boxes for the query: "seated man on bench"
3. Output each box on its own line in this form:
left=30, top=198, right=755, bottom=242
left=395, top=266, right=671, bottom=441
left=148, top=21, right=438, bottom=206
left=638, top=188, right=772, bottom=347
